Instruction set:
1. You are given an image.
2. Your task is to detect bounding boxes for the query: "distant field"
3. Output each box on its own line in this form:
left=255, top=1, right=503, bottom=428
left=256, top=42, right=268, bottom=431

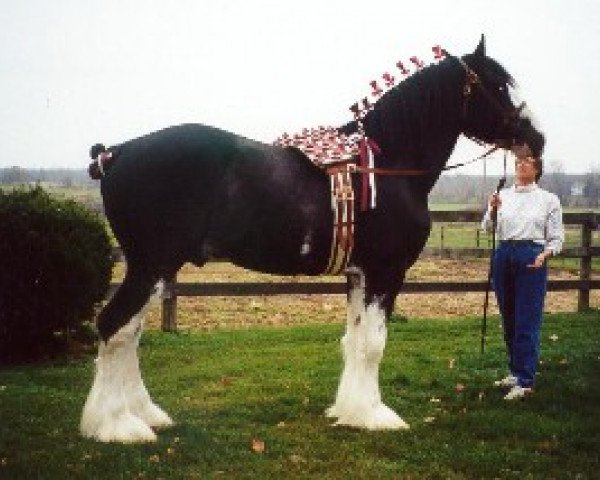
left=43, top=184, right=102, bottom=210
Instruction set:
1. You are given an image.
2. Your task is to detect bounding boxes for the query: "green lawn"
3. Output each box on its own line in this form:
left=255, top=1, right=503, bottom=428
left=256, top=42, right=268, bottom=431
left=1, top=312, right=599, bottom=479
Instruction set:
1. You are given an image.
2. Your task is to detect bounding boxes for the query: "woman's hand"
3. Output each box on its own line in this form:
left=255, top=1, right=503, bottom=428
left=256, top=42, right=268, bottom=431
left=527, top=250, right=552, bottom=269
left=488, top=193, right=501, bottom=210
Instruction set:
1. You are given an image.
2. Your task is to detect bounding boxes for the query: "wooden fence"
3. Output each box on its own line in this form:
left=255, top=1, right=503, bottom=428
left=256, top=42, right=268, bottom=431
left=109, top=211, right=599, bottom=331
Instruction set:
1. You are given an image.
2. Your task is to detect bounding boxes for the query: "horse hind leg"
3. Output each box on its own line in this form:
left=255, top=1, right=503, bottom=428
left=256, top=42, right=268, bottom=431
left=80, top=271, right=173, bottom=443
left=326, top=267, right=409, bottom=430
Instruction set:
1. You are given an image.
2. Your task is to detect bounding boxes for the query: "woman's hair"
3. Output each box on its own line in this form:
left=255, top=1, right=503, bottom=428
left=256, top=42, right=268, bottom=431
left=534, top=157, right=543, bottom=182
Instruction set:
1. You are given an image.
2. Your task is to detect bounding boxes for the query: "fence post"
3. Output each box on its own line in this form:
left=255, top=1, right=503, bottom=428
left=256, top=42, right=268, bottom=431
left=440, top=225, right=445, bottom=251
left=161, top=274, right=178, bottom=332
left=476, top=229, right=480, bottom=248
left=578, top=217, right=592, bottom=312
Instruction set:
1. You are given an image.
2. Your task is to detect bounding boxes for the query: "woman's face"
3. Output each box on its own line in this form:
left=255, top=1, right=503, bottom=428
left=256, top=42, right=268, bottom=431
left=515, top=157, right=538, bottom=184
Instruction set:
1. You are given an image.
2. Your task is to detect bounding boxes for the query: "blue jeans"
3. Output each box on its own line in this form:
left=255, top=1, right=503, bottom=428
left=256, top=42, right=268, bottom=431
left=492, top=241, right=548, bottom=388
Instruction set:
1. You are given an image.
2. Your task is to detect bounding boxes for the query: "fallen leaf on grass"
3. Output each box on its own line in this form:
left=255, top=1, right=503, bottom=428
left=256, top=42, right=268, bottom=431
left=448, top=359, right=455, bottom=369
left=559, top=358, right=569, bottom=365
left=537, top=436, right=560, bottom=453
left=430, top=397, right=441, bottom=403
left=220, top=377, right=232, bottom=386
left=455, top=383, right=466, bottom=393
left=149, top=454, right=160, bottom=463
left=423, top=417, right=435, bottom=423
left=251, top=439, right=265, bottom=454
left=289, top=454, right=306, bottom=464
left=276, top=421, right=286, bottom=428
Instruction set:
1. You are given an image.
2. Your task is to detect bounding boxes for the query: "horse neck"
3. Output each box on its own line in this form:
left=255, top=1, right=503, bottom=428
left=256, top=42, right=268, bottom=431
left=365, top=61, right=464, bottom=193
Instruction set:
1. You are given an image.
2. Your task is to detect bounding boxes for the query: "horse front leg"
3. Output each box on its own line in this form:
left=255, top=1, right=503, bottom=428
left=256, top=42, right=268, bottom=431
left=326, top=267, right=409, bottom=430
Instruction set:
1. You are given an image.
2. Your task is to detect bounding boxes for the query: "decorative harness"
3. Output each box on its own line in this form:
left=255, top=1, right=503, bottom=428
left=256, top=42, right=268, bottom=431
left=275, top=47, right=522, bottom=275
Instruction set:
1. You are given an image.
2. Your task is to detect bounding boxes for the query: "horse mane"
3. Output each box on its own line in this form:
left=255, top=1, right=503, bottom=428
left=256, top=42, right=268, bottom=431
left=360, top=58, right=465, bottom=168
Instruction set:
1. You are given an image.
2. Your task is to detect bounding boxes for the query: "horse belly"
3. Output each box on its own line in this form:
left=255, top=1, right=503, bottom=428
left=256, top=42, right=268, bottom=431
left=207, top=204, right=331, bottom=276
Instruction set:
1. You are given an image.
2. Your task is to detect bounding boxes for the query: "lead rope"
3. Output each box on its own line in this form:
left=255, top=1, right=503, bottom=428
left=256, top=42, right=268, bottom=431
left=481, top=150, right=508, bottom=354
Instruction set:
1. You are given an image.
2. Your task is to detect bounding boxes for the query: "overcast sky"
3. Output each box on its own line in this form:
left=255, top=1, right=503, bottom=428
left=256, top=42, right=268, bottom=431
left=1, top=0, right=599, bottom=175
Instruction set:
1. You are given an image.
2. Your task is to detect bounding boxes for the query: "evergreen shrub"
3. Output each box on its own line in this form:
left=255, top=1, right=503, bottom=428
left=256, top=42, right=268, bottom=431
left=0, top=186, right=112, bottom=362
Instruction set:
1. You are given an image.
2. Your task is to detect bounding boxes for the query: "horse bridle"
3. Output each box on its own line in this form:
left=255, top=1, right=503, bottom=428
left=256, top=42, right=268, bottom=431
left=457, top=56, right=527, bottom=149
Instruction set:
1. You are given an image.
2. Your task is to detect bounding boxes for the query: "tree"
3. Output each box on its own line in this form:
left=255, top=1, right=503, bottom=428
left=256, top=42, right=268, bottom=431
left=542, top=160, right=571, bottom=205
left=0, top=166, right=29, bottom=184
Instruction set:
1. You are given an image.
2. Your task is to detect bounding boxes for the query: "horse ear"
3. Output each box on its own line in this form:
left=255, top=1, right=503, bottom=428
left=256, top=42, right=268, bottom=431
left=474, top=34, right=486, bottom=57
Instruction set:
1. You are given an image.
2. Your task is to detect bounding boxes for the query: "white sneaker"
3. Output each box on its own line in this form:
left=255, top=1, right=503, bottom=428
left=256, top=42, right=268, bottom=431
left=503, top=385, right=533, bottom=400
left=494, top=375, right=518, bottom=388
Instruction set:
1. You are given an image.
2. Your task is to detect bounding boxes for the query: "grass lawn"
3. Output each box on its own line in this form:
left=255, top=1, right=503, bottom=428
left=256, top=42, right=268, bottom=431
left=1, top=312, right=599, bottom=479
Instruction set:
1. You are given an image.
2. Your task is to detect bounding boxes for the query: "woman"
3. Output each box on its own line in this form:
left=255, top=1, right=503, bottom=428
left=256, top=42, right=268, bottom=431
left=481, top=155, right=564, bottom=400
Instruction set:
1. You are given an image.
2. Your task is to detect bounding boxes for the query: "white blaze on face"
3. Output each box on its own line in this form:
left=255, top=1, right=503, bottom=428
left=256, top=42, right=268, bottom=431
left=509, top=84, right=541, bottom=131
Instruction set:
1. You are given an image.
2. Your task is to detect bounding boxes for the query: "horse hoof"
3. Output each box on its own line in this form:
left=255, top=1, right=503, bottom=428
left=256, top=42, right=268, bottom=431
left=324, top=405, right=340, bottom=419
left=135, top=402, right=174, bottom=429
left=81, top=411, right=157, bottom=443
left=331, top=403, right=410, bottom=431
left=366, top=404, right=410, bottom=430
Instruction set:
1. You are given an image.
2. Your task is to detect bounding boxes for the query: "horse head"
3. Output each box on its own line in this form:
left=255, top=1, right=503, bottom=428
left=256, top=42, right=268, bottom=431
left=459, top=35, right=545, bottom=159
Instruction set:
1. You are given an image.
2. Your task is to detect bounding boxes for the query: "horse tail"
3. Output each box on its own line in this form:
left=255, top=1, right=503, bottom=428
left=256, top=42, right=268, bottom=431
left=88, top=143, right=117, bottom=180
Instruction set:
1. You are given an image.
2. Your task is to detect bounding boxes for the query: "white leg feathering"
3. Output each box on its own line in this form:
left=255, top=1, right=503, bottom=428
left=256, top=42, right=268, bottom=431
left=326, top=270, right=409, bottom=430
left=80, top=313, right=173, bottom=443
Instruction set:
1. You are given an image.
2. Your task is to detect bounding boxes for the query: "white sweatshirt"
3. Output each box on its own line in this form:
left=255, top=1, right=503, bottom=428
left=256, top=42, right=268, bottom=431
left=481, top=183, right=564, bottom=255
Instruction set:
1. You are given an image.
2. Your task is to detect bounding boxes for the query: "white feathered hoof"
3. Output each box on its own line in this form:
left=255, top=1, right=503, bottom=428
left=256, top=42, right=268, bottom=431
left=327, top=403, right=410, bottom=430
left=324, top=404, right=340, bottom=419
left=133, top=401, right=174, bottom=430
left=80, top=409, right=157, bottom=443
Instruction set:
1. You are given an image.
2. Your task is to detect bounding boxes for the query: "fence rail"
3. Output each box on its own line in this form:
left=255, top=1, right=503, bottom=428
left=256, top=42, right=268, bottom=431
left=108, top=211, right=599, bottom=331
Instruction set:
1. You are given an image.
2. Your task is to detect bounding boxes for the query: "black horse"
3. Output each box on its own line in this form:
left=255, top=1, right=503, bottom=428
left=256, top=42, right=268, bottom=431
left=81, top=37, right=544, bottom=442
